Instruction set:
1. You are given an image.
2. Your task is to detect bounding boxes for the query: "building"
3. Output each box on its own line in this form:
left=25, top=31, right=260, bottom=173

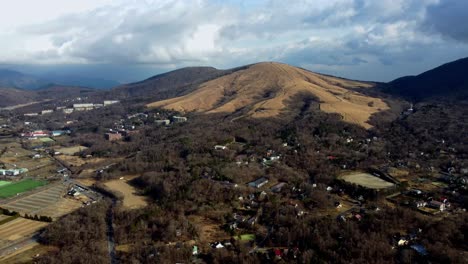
left=0, top=168, right=28, bottom=176
left=41, top=109, right=54, bottom=115
left=427, top=200, right=446, bottom=211
left=104, top=100, right=119, bottom=106
left=51, top=130, right=71, bottom=137
left=155, top=119, right=171, bottom=126
left=105, top=132, right=122, bottom=141
left=73, top=103, right=94, bottom=111
left=271, top=182, right=287, bottom=193
left=172, top=116, right=188, bottom=123
left=248, top=177, right=269, bottom=188
left=214, top=145, right=227, bottom=150
left=63, top=108, right=74, bottom=114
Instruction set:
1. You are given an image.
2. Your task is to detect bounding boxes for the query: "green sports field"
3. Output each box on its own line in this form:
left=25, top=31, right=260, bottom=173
left=0, top=179, right=47, bottom=198
left=0, top=181, right=11, bottom=187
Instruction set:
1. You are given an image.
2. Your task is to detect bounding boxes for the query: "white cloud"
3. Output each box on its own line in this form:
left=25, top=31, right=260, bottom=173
left=0, top=0, right=466, bottom=81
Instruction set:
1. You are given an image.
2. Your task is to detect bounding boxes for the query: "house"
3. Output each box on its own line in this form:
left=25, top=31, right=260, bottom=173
left=172, top=116, right=188, bottom=123
left=427, top=200, right=445, bottom=211
left=155, top=119, right=170, bottom=126
left=248, top=177, right=269, bottom=188
left=0, top=168, right=28, bottom=176
left=214, top=145, right=227, bottom=150
left=63, top=108, right=74, bottom=114
left=105, top=133, right=122, bottom=141
left=51, top=130, right=70, bottom=137
left=270, top=182, right=286, bottom=193
left=103, top=100, right=119, bottom=106
left=73, top=103, right=94, bottom=111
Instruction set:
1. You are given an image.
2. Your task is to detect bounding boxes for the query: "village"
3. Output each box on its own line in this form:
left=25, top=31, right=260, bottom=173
left=0, top=96, right=466, bottom=263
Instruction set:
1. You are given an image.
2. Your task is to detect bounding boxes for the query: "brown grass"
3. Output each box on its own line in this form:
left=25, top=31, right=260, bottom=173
left=0, top=218, right=48, bottom=242
left=104, top=176, right=147, bottom=209
left=148, top=62, right=389, bottom=128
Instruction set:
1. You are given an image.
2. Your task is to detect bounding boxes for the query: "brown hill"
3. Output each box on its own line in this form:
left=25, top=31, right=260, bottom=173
left=147, top=62, right=390, bottom=128
left=112, top=66, right=240, bottom=100
left=0, top=87, right=37, bottom=108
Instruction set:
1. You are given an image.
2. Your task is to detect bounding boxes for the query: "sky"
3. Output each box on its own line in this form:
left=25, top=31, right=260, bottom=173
left=0, top=0, right=467, bottom=83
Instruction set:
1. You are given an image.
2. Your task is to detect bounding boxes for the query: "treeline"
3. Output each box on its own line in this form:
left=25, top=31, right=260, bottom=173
left=35, top=202, right=110, bottom=264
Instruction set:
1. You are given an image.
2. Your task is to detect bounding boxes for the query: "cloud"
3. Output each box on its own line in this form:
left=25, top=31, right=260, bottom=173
left=0, top=0, right=467, bottom=82
left=423, top=0, right=468, bottom=42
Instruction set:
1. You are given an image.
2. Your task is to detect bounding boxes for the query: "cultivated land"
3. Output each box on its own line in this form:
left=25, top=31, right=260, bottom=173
left=340, top=172, right=395, bottom=189
left=104, top=177, right=147, bottom=209
left=0, top=218, right=48, bottom=247
left=0, top=183, right=80, bottom=218
left=148, top=62, right=390, bottom=128
left=0, top=180, right=47, bottom=199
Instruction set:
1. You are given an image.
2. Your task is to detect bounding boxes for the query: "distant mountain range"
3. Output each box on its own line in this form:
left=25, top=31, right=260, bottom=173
left=1, top=57, right=467, bottom=120
left=0, top=69, right=120, bottom=90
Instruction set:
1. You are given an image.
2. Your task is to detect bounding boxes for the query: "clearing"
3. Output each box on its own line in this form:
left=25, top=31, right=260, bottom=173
left=0, top=180, right=47, bottom=199
left=104, top=176, right=147, bottom=209
left=340, top=172, right=395, bottom=189
left=55, top=146, right=88, bottom=156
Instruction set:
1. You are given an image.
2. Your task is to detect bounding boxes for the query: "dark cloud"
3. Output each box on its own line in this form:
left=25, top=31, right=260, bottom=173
left=423, top=0, right=468, bottom=42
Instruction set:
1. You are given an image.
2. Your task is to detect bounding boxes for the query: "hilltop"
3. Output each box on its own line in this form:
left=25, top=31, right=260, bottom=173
left=147, top=62, right=390, bottom=128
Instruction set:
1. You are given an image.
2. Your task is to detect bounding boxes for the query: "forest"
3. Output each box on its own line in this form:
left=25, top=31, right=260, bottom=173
left=14, top=95, right=468, bottom=263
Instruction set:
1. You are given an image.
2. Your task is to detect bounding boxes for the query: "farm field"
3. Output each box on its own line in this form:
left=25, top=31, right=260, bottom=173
left=104, top=177, right=147, bottom=209
left=0, top=218, right=48, bottom=247
left=340, top=172, right=395, bottom=189
left=0, top=180, right=47, bottom=199
left=0, top=244, right=57, bottom=264
left=1, top=183, right=71, bottom=217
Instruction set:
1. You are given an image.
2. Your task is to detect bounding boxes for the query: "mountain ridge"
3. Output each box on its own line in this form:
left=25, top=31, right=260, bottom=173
left=386, top=57, right=468, bottom=100
left=147, top=62, right=390, bottom=128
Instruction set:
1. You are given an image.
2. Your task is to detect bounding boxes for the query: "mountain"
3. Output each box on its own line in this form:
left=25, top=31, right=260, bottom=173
left=386, top=57, right=468, bottom=100
left=35, top=85, right=98, bottom=100
left=112, top=66, right=243, bottom=100
left=42, top=74, right=120, bottom=89
left=0, top=69, right=49, bottom=89
left=147, top=62, right=391, bottom=129
left=0, top=87, right=38, bottom=108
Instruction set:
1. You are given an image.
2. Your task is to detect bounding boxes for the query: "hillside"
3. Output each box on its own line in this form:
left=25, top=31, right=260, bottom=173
left=148, top=62, right=390, bottom=128
left=111, top=66, right=242, bottom=100
left=35, top=85, right=98, bottom=100
left=0, top=87, right=38, bottom=108
left=0, top=69, right=49, bottom=90
left=386, top=57, right=468, bottom=100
